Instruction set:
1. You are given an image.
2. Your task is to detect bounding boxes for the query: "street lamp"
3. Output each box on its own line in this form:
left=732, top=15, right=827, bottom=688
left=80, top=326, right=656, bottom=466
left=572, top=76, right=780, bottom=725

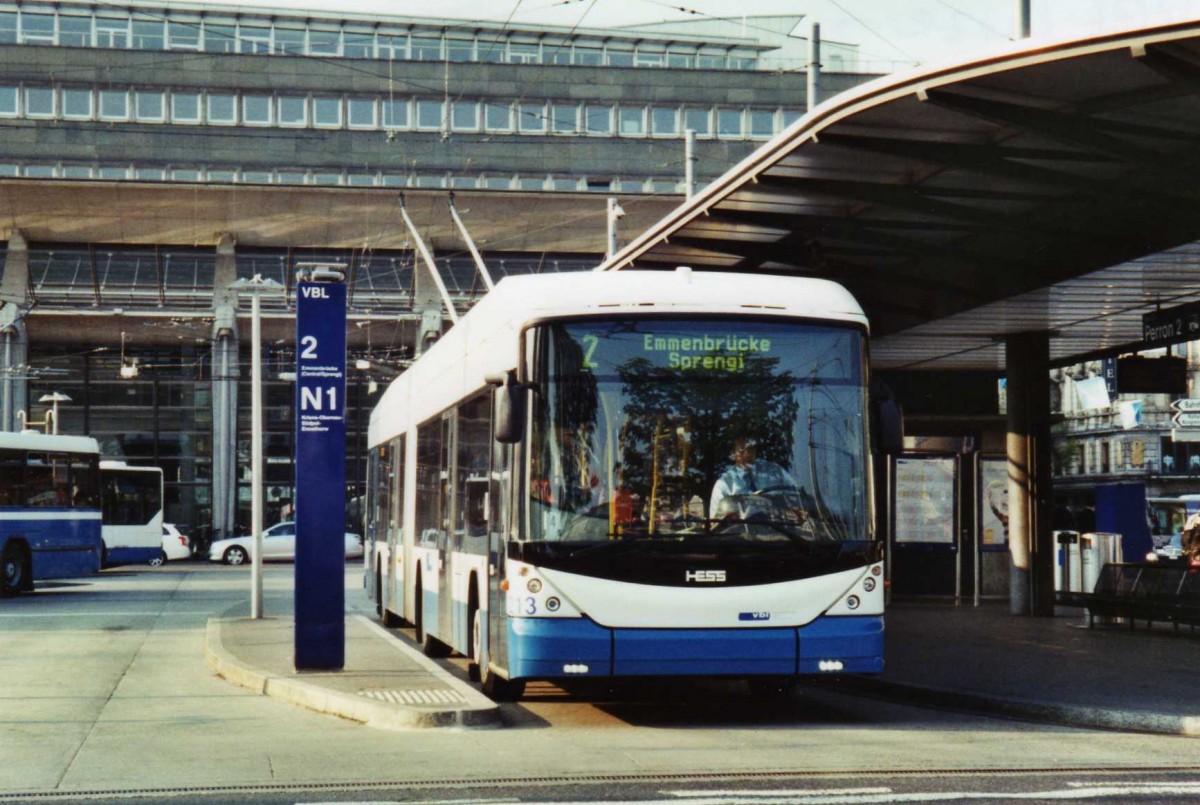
left=38, top=392, right=71, bottom=435
left=229, top=274, right=285, bottom=620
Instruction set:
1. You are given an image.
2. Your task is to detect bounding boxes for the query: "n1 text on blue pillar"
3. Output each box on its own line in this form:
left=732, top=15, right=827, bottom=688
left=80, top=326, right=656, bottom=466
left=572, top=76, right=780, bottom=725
left=294, top=277, right=347, bottom=670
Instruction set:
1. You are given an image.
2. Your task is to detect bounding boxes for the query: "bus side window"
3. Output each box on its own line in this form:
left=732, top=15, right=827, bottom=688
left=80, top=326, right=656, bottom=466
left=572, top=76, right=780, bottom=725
left=0, top=450, right=21, bottom=505
left=26, top=453, right=56, bottom=507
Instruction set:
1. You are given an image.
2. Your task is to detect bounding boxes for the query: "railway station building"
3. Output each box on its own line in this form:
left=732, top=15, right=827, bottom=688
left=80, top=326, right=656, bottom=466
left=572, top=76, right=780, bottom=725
left=0, top=1, right=875, bottom=545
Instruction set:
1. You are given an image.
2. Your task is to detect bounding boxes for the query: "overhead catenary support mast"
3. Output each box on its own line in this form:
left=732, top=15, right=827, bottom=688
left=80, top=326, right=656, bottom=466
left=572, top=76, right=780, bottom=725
left=807, top=22, right=821, bottom=113
left=684, top=129, right=697, bottom=199
left=1016, top=0, right=1031, bottom=39
left=447, top=192, right=495, bottom=292
left=606, top=197, right=626, bottom=260
left=397, top=194, right=460, bottom=326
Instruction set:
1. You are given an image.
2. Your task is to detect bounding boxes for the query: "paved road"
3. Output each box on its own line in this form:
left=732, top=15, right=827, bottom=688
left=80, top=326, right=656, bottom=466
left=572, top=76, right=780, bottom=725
left=2, top=563, right=1198, bottom=804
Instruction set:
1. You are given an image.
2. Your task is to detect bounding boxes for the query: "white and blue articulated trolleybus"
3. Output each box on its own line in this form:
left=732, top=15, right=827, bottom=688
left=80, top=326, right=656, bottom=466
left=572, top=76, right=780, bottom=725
left=365, top=268, right=887, bottom=699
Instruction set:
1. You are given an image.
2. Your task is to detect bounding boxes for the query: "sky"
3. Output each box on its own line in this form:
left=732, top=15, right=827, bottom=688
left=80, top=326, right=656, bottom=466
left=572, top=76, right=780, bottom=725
left=152, top=0, right=1200, bottom=72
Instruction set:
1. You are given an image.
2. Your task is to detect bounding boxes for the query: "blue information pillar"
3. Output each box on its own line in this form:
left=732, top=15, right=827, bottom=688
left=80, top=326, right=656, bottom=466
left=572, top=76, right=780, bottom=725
left=294, top=276, right=347, bottom=670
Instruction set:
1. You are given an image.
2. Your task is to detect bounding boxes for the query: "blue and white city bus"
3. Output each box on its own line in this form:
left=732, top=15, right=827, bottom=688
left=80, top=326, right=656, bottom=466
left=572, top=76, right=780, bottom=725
left=99, top=461, right=165, bottom=567
left=365, top=269, right=886, bottom=700
left=0, top=431, right=102, bottom=596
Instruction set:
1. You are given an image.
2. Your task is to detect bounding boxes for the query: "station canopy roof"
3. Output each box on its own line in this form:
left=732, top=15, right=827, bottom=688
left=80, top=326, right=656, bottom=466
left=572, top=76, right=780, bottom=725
left=601, top=18, right=1200, bottom=372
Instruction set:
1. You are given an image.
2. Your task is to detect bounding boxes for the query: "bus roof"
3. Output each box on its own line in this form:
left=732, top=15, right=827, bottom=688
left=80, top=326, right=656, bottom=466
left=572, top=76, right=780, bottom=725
left=369, top=269, right=866, bottom=446
left=0, top=430, right=100, bottom=455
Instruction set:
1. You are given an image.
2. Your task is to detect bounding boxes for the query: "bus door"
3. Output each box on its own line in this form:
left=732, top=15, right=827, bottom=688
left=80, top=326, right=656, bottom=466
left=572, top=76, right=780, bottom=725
left=455, top=395, right=492, bottom=653
left=486, top=438, right=515, bottom=673
left=387, top=435, right=405, bottom=617
left=437, top=412, right=455, bottom=641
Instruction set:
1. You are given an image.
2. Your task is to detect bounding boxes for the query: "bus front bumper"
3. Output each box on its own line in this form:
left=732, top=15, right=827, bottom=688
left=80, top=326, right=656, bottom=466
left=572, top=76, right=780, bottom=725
left=507, top=614, right=883, bottom=680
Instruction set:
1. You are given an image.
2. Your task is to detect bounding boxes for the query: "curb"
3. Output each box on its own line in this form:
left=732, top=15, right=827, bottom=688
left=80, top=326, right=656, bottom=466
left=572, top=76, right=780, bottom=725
left=204, top=618, right=501, bottom=730
left=823, top=676, right=1200, bottom=737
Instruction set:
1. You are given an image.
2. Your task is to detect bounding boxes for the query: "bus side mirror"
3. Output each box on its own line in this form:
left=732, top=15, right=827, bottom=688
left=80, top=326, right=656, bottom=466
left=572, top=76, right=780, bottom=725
left=487, top=371, right=527, bottom=444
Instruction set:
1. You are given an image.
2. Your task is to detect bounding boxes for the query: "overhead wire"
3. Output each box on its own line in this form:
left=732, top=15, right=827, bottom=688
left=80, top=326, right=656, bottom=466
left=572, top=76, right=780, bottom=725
left=627, top=0, right=918, bottom=68
left=930, top=0, right=1013, bottom=40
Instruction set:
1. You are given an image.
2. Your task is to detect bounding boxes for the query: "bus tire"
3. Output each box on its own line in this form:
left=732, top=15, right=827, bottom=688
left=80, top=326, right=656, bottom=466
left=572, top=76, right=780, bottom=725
left=224, top=545, right=249, bottom=566
left=374, top=565, right=384, bottom=616
left=2, top=540, right=29, bottom=597
left=422, top=631, right=452, bottom=658
left=468, top=606, right=483, bottom=682
left=413, top=569, right=424, bottom=643
left=480, top=660, right=524, bottom=702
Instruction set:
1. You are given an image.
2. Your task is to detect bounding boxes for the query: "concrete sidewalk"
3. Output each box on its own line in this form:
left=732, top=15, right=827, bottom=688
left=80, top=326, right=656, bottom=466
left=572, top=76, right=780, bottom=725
left=204, top=599, right=1200, bottom=735
left=204, top=613, right=501, bottom=729
left=842, top=600, right=1200, bottom=736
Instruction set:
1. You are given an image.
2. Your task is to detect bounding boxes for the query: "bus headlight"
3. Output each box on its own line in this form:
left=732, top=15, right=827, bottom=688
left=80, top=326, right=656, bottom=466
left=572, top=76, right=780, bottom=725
left=527, top=578, right=543, bottom=593
left=845, top=595, right=860, bottom=610
left=862, top=577, right=876, bottom=592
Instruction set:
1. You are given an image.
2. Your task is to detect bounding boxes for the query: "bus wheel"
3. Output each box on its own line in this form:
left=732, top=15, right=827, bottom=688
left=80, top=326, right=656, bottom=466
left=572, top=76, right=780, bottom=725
left=378, top=568, right=404, bottom=628
left=382, top=608, right=403, bottom=628
left=413, top=570, right=424, bottom=643
left=224, top=546, right=248, bottom=566
left=374, top=566, right=384, bottom=616
left=468, top=607, right=483, bottom=682
left=480, top=660, right=524, bottom=702
left=2, top=541, right=28, bottom=597
left=422, top=631, right=452, bottom=658
left=148, top=550, right=166, bottom=567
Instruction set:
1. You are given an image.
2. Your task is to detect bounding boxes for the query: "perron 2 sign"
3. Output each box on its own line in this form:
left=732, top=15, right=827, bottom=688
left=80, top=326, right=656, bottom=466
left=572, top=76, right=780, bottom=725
left=294, top=278, right=347, bottom=671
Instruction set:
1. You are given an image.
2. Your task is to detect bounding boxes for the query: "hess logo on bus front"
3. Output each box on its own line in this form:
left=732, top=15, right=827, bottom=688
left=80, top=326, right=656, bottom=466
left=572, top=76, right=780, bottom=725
left=685, top=569, right=727, bottom=583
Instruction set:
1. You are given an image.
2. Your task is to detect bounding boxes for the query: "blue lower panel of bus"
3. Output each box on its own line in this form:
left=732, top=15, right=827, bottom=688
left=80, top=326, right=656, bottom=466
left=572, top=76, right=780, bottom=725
left=5, top=515, right=103, bottom=582
left=104, top=546, right=161, bottom=567
left=797, top=615, right=884, bottom=674
left=507, top=614, right=883, bottom=680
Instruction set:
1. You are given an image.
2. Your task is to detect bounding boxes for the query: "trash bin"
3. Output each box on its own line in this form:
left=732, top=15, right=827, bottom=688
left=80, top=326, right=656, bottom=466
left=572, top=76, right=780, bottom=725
left=1079, top=531, right=1123, bottom=593
left=1054, top=530, right=1080, bottom=592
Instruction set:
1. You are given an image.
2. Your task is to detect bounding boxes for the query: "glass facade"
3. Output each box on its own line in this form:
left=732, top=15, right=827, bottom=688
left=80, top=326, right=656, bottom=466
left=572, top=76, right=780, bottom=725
left=16, top=246, right=595, bottom=540
left=28, top=348, right=212, bottom=541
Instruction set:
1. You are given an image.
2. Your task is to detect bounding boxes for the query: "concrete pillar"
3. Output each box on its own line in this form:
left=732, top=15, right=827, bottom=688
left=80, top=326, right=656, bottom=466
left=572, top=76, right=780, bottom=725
left=0, top=229, right=30, bottom=432
left=211, top=234, right=240, bottom=541
left=1005, top=331, right=1055, bottom=615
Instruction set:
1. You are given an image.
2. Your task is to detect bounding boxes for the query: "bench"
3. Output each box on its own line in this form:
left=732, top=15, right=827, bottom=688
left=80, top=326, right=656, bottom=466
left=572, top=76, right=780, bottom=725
left=1055, top=562, right=1200, bottom=631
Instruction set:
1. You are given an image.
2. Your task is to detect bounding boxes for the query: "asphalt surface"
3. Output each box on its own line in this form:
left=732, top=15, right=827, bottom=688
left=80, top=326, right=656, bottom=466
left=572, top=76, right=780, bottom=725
left=204, top=593, right=1200, bottom=736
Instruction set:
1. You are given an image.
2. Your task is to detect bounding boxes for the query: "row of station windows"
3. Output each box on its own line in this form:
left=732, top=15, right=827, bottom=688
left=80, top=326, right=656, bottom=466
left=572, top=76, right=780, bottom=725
left=0, top=7, right=779, bottom=71
left=0, top=160, right=687, bottom=195
left=0, top=84, right=802, bottom=140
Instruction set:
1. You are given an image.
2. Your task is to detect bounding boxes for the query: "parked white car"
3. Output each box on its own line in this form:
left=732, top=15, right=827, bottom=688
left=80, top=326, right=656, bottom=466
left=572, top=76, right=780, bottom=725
left=149, top=523, right=192, bottom=566
left=208, top=521, right=363, bottom=565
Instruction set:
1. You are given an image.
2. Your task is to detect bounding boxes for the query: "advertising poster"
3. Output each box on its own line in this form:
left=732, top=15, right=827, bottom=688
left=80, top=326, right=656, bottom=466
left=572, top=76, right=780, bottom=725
left=978, top=456, right=1008, bottom=549
left=893, top=456, right=957, bottom=544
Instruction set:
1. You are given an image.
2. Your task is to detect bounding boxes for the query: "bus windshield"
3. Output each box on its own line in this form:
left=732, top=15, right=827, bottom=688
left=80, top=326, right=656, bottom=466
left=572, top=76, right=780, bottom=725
left=527, top=318, right=868, bottom=545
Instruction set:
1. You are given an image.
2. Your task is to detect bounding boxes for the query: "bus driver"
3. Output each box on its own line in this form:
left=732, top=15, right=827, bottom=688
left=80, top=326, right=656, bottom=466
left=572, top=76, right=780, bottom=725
left=709, top=436, right=804, bottom=521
